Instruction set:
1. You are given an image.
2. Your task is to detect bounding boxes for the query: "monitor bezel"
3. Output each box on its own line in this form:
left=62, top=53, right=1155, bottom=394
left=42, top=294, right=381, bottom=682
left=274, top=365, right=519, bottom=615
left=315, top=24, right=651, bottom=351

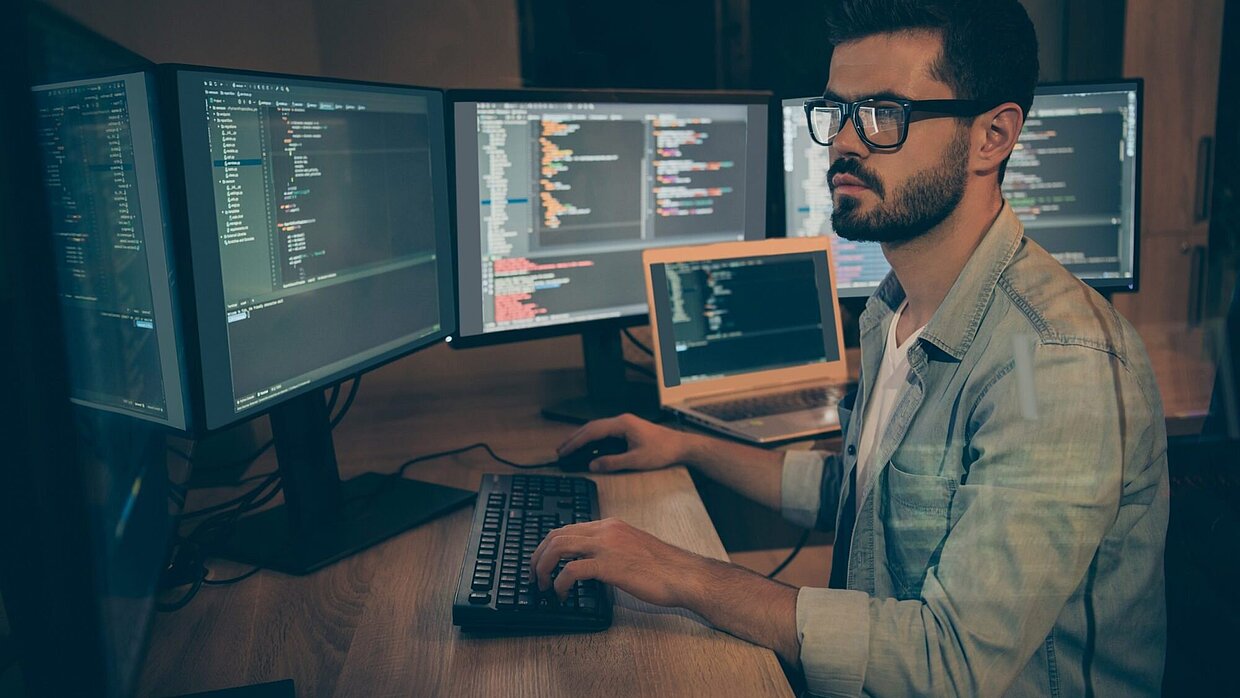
left=31, top=69, right=195, bottom=434
left=159, top=64, right=457, bottom=434
left=779, top=78, right=1145, bottom=298
left=445, top=87, right=773, bottom=350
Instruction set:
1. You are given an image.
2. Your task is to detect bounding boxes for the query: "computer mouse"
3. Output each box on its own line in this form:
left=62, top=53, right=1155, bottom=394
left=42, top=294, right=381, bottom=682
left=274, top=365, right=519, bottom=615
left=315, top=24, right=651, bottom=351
left=556, top=437, right=628, bottom=472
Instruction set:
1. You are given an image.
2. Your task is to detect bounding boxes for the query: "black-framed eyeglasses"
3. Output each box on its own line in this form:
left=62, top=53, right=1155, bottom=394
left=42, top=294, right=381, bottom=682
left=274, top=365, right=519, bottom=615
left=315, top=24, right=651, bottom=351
left=803, top=97, right=998, bottom=150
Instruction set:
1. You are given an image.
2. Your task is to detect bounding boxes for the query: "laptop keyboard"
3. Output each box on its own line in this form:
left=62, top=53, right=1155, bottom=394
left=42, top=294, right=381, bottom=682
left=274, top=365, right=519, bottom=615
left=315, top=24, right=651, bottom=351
left=692, top=385, right=843, bottom=422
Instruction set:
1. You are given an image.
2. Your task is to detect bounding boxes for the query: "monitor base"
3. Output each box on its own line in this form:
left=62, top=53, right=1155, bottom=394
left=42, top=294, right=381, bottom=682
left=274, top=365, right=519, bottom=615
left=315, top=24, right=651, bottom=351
left=211, top=473, right=474, bottom=576
left=541, top=382, right=662, bottom=424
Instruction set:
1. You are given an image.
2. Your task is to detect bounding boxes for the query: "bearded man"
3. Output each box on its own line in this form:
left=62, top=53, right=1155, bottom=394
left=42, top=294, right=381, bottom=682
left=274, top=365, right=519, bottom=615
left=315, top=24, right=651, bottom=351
left=533, top=1, right=1169, bottom=695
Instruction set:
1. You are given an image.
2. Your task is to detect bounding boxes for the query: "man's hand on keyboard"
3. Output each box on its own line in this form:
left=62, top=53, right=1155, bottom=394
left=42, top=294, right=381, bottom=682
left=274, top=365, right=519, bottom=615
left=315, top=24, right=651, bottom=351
left=529, top=515, right=801, bottom=665
left=530, top=517, right=704, bottom=606
left=557, top=414, right=695, bottom=473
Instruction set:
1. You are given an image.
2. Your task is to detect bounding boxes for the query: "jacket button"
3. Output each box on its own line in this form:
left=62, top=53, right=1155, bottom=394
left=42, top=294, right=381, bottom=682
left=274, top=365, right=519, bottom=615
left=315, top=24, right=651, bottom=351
left=847, top=445, right=856, bottom=457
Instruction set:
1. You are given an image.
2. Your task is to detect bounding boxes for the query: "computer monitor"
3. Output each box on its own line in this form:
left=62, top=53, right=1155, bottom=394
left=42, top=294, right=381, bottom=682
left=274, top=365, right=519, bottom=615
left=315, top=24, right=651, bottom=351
left=30, top=71, right=191, bottom=430
left=2, top=45, right=174, bottom=698
left=163, top=66, right=471, bottom=574
left=451, top=89, right=770, bottom=421
left=781, top=79, right=1144, bottom=297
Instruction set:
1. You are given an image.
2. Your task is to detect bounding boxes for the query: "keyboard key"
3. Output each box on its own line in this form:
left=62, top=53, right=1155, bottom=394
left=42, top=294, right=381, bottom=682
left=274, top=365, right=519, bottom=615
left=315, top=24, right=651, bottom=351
left=469, top=592, right=490, bottom=605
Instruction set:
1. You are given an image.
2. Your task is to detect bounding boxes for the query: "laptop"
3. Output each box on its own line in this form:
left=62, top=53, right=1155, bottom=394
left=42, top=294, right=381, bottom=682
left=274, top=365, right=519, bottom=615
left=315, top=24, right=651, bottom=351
left=643, top=237, right=849, bottom=444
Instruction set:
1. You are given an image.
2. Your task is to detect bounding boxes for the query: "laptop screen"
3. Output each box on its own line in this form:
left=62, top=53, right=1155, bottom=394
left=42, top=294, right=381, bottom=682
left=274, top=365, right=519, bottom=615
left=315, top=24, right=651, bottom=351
left=649, top=251, right=842, bottom=387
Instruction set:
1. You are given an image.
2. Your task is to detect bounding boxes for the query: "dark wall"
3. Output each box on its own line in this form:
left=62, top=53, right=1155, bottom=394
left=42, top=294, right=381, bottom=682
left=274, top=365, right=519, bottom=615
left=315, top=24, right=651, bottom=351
left=518, top=0, right=1124, bottom=96
left=518, top=0, right=722, bottom=88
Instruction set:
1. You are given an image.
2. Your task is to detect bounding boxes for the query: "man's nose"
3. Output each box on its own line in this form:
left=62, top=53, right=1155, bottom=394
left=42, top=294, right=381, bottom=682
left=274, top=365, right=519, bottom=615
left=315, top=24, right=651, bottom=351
left=830, top=113, right=867, bottom=160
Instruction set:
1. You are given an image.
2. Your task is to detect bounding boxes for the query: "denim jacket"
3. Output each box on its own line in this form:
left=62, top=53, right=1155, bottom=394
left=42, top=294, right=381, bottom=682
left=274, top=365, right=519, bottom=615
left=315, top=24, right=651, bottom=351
left=780, top=203, right=1168, bottom=697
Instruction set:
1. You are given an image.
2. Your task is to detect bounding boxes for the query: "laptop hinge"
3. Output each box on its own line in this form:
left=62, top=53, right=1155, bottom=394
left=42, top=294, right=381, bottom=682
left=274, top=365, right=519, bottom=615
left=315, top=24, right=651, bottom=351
left=683, top=374, right=832, bottom=404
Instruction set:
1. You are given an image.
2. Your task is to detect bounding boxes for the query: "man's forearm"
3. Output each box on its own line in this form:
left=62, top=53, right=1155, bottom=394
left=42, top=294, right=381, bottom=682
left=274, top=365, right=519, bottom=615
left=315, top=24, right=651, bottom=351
left=681, top=434, right=785, bottom=510
left=677, top=555, right=802, bottom=667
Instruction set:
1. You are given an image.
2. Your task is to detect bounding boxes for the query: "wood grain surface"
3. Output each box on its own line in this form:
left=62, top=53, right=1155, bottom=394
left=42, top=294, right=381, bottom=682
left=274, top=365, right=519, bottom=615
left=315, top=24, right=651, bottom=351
left=139, top=336, right=794, bottom=697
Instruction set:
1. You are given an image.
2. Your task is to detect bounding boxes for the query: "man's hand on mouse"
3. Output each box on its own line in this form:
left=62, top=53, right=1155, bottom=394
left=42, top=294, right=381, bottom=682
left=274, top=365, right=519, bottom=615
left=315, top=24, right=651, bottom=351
left=529, top=517, right=709, bottom=606
left=557, top=414, right=699, bottom=473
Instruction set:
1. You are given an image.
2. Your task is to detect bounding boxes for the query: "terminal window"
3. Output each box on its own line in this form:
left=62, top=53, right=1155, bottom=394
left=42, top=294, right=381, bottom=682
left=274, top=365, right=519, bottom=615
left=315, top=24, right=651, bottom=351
left=462, top=101, right=759, bottom=335
left=193, top=76, right=443, bottom=414
left=34, top=78, right=171, bottom=421
left=653, top=252, right=840, bottom=386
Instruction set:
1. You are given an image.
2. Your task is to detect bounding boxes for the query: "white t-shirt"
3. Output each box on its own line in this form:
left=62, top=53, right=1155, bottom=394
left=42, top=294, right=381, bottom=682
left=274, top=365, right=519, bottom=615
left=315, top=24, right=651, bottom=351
left=854, top=302, right=925, bottom=504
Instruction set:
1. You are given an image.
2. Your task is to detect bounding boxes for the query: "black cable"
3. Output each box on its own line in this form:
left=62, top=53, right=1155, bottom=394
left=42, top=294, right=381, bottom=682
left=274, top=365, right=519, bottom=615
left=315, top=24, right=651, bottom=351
left=237, top=469, right=277, bottom=485
left=177, top=472, right=281, bottom=520
left=766, top=529, right=812, bottom=579
left=156, top=571, right=204, bottom=613
left=624, top=360, right=656, bottom=379
left=159, top=379, right=363, bottom=612
left=324, top=382, right=342, bottom=417
left=189, top=477, right=283, bottom=540
left=167, top=484, right=187, bottom=508
left=395, top=442, right=551, bottom=478
left=203, top=565, right=262, bottom=586
left=622, top=327, right=654, bottom=357
left=330, top=375, right=362, bottom=428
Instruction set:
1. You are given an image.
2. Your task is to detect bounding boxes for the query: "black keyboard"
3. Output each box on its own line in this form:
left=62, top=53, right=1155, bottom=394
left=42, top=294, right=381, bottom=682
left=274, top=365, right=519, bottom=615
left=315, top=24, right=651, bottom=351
left=692, top=385, right=843, bottom=422
left=452, top=473, right=612, bottom=633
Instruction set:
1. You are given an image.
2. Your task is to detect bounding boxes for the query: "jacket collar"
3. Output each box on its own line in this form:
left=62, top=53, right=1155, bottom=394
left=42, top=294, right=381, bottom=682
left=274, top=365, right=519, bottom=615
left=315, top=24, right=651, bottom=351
left=858, top=202, right=1024, bottom=361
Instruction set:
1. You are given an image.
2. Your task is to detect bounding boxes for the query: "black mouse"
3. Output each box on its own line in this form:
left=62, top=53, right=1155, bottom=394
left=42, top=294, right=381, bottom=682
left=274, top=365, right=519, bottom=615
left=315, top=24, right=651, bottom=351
left=556, top=437, right=628, bottom=472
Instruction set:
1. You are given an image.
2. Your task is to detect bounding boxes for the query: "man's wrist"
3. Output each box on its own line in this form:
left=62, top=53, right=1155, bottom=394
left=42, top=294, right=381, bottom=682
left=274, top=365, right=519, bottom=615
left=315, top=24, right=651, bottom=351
left=668, top=550, right=724, bottom=610
left=672, top=553, right=803, bottom=666
left=677, top=432, right=712, bottom=472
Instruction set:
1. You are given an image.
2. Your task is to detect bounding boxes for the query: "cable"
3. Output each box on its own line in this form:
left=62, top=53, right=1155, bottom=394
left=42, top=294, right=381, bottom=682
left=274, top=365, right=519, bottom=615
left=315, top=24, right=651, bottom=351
left=158, top=377, right=365, bottom=613
left=177, top=472, right=281, bottom=520
left=330, top=375, right=361, bottom=428
left=624, top=360, right=656, bottom=379
left=156, top=574, right=204, bottom=612
left=324, top=382, right=342, bottom=417
left=168, top=379, right=351, bottom=476
left=622, top=327, right=654, bottom=357
left=766, top=529, right=811, bottom=579
left=189, top=477, right=283, bottom=543
left=237, top=469, right=277, bottom=485
left=395, top=442, right=551, bottom=478
left=203, top=566, right=262, bottom=586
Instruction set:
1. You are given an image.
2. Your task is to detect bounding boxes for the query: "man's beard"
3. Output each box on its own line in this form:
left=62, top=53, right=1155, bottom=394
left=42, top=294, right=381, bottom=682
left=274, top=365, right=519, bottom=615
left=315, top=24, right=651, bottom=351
left=829, top=129, right=970, bottom=244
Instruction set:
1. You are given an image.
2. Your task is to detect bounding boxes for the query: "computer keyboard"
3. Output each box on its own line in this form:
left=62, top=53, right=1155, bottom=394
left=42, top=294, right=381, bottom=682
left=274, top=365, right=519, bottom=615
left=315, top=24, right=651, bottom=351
left=692, top=385, right=843, bottom=422
left=452, top=473, right=612, bottom=632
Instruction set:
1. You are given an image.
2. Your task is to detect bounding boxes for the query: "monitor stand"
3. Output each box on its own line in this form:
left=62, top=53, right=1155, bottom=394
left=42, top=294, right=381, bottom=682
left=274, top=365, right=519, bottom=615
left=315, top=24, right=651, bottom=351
left=540, top=326, right=661, bottom=424
left=209, top=390, right=475, bottom=575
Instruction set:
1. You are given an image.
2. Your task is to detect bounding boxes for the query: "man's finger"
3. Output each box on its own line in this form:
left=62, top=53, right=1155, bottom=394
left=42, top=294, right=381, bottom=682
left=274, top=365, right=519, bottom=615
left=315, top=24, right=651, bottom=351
left=532, top=535, right=596, bottom=591
left=557, top=416, right=626, bottom=456
left=553, top=558, right=601, bottom=599
left=589, top=452, right=639, bottom=473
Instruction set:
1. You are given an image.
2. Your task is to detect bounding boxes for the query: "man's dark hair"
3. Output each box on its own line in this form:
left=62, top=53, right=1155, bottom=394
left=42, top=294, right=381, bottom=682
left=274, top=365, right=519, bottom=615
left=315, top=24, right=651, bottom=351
left=825, top=0, right=1039, bottom=181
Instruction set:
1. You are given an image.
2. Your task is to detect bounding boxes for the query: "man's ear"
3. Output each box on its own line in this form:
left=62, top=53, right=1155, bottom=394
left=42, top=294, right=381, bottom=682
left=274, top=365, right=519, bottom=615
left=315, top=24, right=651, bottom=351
left=973, top=103, right=1024, bottom=176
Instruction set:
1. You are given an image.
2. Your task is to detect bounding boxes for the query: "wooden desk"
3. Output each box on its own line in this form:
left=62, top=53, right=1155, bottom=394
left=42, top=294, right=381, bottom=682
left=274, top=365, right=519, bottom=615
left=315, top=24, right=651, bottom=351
left=139, top=338, right=793, bottom=697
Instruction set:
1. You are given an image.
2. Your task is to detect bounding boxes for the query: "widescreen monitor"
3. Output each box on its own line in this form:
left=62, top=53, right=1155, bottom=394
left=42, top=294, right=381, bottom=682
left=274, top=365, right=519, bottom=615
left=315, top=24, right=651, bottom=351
left=452, top=89, right=770, bottom=343
left=164, top=66, right=469, bottom=574
left=168, top=67, right=456, bottom=432
left=450, top=89, right=770, bottom=420
left=782, top=80, right=1143, bottom=297
left=31, top=71, right=190, bottom=430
